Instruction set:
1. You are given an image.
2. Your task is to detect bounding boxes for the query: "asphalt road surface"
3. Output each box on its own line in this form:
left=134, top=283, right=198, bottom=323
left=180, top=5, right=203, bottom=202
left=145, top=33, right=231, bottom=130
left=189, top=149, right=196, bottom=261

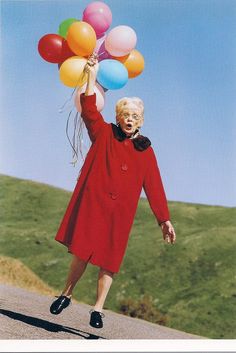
left=0, top=284, right=203, bottom=339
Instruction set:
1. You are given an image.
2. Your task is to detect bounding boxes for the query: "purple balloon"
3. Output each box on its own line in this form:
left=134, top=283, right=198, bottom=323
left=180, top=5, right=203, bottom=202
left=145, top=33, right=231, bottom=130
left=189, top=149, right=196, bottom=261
left=95, top=34, right=112, bottom=61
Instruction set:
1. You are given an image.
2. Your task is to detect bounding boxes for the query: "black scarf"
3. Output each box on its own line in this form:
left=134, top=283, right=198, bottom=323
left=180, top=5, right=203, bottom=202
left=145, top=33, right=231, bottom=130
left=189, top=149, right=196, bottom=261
left=111, top=124, right=151, bottom=152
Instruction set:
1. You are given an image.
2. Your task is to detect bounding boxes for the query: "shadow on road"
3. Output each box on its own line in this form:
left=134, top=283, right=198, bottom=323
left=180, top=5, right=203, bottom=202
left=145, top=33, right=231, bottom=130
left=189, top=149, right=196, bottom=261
left=0, top=309, right=105, bottom=339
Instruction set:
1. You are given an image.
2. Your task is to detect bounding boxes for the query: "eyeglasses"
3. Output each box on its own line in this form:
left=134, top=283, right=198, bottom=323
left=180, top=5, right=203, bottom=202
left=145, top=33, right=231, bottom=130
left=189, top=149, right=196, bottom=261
left=122, top=113, right=141, bottom=121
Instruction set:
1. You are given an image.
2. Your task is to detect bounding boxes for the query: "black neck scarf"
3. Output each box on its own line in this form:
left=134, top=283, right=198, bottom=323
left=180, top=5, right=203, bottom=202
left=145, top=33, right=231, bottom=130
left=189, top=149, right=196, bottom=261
left=111, top=124, right=151, bottom=152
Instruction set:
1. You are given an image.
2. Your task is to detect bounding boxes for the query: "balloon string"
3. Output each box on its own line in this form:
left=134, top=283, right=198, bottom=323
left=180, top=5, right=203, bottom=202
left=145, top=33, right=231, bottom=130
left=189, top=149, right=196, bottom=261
left=97, top=50, right=106, bottom=57
left=59, top=87, right=77, bottom=113
left=66, top=108, right=86, bottom=167
left=66, top=108, right=78, bottom=165
left=58, top=66, right=88, bottom=114
left=60, top=55, right=101, bottom=165
left=58, top=49, right=106, bottom=115
left=72, top=112, right=78, bottom=157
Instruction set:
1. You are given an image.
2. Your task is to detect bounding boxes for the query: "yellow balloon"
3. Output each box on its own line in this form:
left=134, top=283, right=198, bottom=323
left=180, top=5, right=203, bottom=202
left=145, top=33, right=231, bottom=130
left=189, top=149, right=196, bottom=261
left=67, top=21, right=96, bottom=57
left=113, top=49, right=145, bottom=78
left=59, top=56, right=88, bottom=87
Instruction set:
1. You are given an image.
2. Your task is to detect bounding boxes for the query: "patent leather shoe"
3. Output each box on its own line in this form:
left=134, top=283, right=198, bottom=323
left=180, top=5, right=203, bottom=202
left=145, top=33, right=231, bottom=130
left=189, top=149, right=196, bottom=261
left=89, top=310, right=104, bottom=328
left=50, top=295, right=71, bottom=315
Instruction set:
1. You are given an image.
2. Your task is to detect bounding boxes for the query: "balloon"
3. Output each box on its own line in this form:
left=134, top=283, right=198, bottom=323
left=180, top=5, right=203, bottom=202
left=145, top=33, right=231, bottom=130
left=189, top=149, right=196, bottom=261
left=67, top=21, right=96, bottom=57
left=38, top=34, right=66, bottom=63
left=75, top=82, right=105, bottom=112
left=83, top=1, right=112, bottom=37
left=58, top=18, right=78, bottom=38
left=59, top=56, right=88, bottom=87
left=97, top=59, right=128, bottom=90
left=83, top=13, right=110, bottom=39
left=95, top=33, right=106, bottom=52
left=105, top=25, right=137, bottom=57
left=113, top=49, right=145, bottom=78
left=59, top=39, right=75, bottom=64
left=95, top=34, right=112, bottom=61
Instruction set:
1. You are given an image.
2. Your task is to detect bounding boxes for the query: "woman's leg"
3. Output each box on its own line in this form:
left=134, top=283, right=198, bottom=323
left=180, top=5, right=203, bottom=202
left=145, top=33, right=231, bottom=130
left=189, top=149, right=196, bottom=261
left=61, top=255, right=88, bottom=297
left=93, top=268, right=114, bottom=312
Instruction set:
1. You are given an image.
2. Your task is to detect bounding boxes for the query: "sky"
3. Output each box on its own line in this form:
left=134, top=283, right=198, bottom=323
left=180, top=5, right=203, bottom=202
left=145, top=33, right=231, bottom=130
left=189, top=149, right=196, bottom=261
left=1, top=0, right=236, bottom=207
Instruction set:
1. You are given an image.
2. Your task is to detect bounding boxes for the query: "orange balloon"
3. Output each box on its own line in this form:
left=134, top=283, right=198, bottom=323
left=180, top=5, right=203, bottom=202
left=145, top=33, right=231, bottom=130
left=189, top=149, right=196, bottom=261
left=113, top=49, right=145, bottom=78
left=59, top=56, right=88, bottom=87
left=67, top=21, right=96, bottom=57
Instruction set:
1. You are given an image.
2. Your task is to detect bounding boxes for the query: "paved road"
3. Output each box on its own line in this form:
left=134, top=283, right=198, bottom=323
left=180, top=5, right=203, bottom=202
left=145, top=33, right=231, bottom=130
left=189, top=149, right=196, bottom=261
left=0, top=284, right=203, bottom=339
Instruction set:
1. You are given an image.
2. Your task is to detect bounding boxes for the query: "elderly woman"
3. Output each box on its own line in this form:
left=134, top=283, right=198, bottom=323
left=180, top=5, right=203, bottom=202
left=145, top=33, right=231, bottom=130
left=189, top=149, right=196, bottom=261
left=50, top=54, right=176, bottom=329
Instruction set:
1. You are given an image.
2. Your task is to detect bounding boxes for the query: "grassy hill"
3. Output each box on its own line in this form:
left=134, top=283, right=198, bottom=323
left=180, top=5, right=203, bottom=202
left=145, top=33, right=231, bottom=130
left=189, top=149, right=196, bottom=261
left=0, top=174, right=236, bottom=338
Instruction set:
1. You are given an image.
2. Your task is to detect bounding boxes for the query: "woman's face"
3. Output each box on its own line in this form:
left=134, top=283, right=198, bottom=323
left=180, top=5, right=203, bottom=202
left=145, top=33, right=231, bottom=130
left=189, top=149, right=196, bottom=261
left=117, top=103, right=144, bottom=136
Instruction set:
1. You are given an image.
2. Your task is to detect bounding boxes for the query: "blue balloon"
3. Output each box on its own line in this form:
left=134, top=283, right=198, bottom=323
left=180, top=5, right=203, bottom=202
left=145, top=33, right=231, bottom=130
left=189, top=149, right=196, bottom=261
left=97, top=59, right=128, bottom=90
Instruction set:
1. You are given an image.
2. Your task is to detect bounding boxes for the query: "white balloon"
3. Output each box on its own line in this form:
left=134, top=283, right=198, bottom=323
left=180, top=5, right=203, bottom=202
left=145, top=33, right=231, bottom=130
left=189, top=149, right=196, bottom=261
left=74, top=82, right=105, bottom=112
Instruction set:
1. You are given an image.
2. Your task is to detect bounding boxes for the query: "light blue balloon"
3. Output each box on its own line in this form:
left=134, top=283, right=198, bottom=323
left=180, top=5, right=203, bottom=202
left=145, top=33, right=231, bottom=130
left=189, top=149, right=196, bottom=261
left=97, top=59, right=128, bottom=90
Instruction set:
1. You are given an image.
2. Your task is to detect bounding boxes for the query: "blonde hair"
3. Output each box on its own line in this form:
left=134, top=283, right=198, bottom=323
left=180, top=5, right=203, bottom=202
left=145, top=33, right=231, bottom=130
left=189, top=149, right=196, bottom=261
left=115, top=97, right=144, bottom=118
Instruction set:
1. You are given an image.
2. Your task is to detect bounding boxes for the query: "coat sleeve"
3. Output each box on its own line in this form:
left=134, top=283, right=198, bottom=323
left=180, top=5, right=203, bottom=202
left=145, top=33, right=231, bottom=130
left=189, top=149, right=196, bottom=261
left=143, top=147, right=170, bottom=225
left=80, top=93, right=107, bottom=143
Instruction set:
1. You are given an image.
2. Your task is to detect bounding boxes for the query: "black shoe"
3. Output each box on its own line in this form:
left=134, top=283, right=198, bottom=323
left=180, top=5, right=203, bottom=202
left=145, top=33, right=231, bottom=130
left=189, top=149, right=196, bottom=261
left=50, top=295, right=71, bottom=315
left=89, top=310, right=105, bottom=328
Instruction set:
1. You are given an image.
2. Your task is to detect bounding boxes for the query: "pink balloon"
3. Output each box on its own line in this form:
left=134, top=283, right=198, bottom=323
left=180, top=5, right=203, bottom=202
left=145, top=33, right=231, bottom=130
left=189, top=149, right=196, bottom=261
left=83, top=1, right=112, bottom=21
left=83, top=1, right=112, bottom=37
left=75, top=83, right=105, bottom=112
left=105, top=25, right=137, bottom=57
left=95, top=34, right=112, bottom=61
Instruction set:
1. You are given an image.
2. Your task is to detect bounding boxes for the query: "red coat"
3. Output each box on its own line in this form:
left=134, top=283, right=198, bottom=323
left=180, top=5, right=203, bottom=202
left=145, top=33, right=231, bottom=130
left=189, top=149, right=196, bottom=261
left=55, top=93, right=170, bottom=273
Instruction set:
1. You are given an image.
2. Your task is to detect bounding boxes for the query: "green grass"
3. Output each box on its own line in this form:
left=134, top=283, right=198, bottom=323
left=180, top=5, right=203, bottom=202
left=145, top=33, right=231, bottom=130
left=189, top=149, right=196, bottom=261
left=1, top=174, right=236, bottom=338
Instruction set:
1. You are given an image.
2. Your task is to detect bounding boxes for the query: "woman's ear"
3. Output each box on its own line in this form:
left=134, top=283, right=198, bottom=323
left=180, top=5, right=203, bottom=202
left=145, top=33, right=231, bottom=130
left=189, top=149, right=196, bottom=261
left=138, top=117, right=144, bottom=128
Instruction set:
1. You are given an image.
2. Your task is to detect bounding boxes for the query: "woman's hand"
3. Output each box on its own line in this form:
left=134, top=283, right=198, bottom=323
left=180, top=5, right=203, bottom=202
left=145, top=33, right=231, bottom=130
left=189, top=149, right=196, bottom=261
left=160, top=220, right=176, bottom=244
left=83, top=53, right=99, bottom=96
left=84, top=53, right=99, bottom=81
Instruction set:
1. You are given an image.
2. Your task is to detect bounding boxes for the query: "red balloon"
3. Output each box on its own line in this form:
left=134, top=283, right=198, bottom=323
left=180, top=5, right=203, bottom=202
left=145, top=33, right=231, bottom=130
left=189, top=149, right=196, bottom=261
left=59, top=39, right=75, bottom=64
left=38, top=34, right=74, bottom=63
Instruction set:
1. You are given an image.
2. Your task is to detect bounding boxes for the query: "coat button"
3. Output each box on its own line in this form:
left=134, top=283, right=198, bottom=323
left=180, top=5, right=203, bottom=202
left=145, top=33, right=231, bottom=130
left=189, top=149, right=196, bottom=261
left=121, top=163, right=128, bottom=171
left=110, top=192, right=118, bottom=200
left=124, top=140, right=129, bottom=146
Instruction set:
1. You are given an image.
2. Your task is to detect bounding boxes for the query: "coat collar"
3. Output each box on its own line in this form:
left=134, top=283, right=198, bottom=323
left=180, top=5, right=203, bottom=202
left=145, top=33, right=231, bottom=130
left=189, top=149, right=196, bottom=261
left=111, top=123, right=151, bottom=152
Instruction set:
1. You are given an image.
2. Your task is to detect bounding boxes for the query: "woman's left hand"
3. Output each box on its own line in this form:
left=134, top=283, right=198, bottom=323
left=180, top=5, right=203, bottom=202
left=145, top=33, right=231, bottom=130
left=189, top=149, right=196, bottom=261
left=160, top=220, right=176, bottom=244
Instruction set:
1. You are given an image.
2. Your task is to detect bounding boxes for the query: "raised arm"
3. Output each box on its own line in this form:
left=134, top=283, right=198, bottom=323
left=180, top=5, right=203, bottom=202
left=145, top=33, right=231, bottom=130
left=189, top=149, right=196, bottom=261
left=80, top=54, right=106, bottom=143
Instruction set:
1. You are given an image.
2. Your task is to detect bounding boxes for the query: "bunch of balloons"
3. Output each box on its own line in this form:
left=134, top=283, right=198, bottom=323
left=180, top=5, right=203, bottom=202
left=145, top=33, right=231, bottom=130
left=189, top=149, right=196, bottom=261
left=38, top=1, right=145, bottom=112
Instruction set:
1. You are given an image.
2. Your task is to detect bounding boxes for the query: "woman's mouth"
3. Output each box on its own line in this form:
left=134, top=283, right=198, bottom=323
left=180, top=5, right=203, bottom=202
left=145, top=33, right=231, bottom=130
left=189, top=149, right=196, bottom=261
left=126, top=123, right=133, bottom=130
